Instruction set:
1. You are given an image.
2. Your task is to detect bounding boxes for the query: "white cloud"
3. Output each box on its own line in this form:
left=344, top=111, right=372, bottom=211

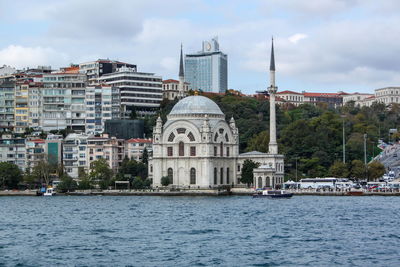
left=288, top=34, right=308, bottom=44
left=0, top=45, right=69, bottom=69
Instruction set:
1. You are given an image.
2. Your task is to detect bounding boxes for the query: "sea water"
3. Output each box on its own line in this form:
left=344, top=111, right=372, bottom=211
left=0, top=196, right=399, bottom=266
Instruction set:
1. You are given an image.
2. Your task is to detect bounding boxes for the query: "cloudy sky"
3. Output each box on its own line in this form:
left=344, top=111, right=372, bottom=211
left=1, top=0, right=400, bottom=94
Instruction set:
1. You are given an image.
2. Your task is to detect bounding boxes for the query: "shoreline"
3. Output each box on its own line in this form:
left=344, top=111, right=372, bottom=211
left=1, top=189, right=400, bottom=196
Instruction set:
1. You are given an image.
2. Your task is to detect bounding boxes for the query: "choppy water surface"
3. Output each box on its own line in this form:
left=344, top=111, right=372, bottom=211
left=0, top=196, right=399, bottom=266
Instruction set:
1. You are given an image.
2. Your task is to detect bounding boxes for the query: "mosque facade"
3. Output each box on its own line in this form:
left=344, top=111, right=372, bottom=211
left=148, top=40, right=284, bottom=189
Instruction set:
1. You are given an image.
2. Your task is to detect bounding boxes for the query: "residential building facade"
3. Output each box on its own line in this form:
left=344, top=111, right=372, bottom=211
left=99, top=67, right=163, bottom=116
left=0, top=81, right=15, bottom=132
left=126, top=138, right=152, bottom=162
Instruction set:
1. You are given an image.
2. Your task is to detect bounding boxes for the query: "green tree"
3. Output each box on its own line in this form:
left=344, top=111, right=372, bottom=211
left=328, top=161, right=349, bottom=178
left=77, top=176, right=93, bottom=190
left=89, top=159, right=113, bottom=190
left=161, top=176, right=170, bottom=186
left=246, top=130, right=269, bottom=153
left=31, top=158, right=57, bottom=186
left=56, top=175, right=77, bottom=193
left=350, top=160, right=366, bottom=180
left=368, top=161, right=385, bottom=181
left=131, top=176, right=144, bottom=189
left=240, top=159, right=260, bottom=186
left=0, top=162, right=23, bottom=189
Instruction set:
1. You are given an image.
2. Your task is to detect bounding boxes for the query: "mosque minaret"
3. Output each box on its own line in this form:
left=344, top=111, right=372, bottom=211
left=178, top=44, right=185, bottom=99
left=268, top=38, right=278, bottom=155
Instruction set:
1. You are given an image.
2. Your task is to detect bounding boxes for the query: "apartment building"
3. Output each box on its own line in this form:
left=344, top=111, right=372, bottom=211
left=276, top=90, right=304, bottom=106
left=0, top=81, right=15, bottom=132
left=162, top=79, right=189, bottom=100
left=85, top=85, right=120, bottom=134
left=0, top=134, right=26, bottom=171
left=99, top=66, right=162, bottom=116
left=25, top=138, right=46, bottom=170
left=87, top=134, right=125, bottom=171
left=42, top=69, right=87, bottom=132
left=126, top=138, right=152, bottom=162
left=79, top=59, right=136, bottom=85
left=63, top=133, right=90, bottom=178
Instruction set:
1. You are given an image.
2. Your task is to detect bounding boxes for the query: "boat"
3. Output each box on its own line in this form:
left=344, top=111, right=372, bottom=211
left=43, top=187, right=56, bottom=196
left=347, top=190, right=364, bottom=196
left=253, top=190, right=293, bottom=198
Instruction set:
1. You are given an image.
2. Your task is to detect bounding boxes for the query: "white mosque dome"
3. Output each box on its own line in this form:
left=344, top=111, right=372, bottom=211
left=169, top=96, right=224, bottom=116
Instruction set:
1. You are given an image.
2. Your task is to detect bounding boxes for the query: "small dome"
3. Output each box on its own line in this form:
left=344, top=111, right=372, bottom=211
left=169, top=96, right=224, bottom=116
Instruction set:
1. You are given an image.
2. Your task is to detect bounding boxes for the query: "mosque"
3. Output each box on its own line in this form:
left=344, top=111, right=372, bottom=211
left=148, top=39, right=284, bottom=189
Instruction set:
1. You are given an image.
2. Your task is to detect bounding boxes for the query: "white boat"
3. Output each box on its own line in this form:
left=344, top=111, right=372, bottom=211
left=253, top=190, right=293, bottom=198
left=43, top=187, right=56, bottom=196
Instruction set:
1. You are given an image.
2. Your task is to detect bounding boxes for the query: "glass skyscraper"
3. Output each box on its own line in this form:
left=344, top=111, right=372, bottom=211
left=184, top=37, right=228, bottom=93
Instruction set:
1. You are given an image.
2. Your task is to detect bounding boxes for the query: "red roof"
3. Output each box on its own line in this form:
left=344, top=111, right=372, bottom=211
left=277, top=90, right=302, bottom=95
left=30, top=139, right=45, bottom=143
left=303, top=92, right=343, bottom=98
left=163, top=79, right=179, bottom=83
left=127, top=138, right=152, bottom=143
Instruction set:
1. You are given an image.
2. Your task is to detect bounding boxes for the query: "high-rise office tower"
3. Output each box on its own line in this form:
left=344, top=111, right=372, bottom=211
left=185, top=37, right=227, bottom=93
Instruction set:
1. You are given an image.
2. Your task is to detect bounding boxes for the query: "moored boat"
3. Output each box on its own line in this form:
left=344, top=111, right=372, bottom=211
left=253, top=190, right=293, bottom=198
left=43, top=187, right=56, bottom=196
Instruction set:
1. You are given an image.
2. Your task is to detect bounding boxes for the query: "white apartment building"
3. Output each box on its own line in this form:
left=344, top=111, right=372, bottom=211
left=276, top=90, right=304, bottom=106
left=87, top=134, right=125, bottom=171
left=126, top=138, right=152, bottom=162
left=63, top=133, right=90, bottom=179
left=25, top=137, right=45, bottom=170
left=42, top=71, right=87, bottom=132
left=0, top=134, right=26, bottom=171
left=162, top=79, right=189, bottom=100
left=85, top=85, right=120, bottom=135
left=375, top=87, right=400, bottom=105
left=342, top=92, right=374, bottom=105
left=99, top=67, right=162, bottom=117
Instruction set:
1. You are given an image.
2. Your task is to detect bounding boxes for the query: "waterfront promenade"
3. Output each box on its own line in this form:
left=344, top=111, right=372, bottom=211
left=1, top=188, right=400, bottom=196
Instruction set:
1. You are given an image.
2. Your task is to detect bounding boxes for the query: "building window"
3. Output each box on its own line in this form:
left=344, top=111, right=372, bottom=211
left=220, top=142, right=223, bottom=157
left=168, top=132, right=175, bottom=142
left=168, top=168, right=173, bottom=184
left=214, top=168, right=217, bottom=184
left=226, top=168, right=230, bottom=184
left=177, top=128, right=186, bottom=134
left=220, top=167, right=223, bottom=184
left=237, top=164, right=240, bottom=171
left=179, top=141, right=184, bottom=156
left=167, top=147, right=173, bottom=156
left=226, top=147, right=230, bottom=157
left=150, top=165, right=153, bottom=173
left=190, top=168, right=196, bottom=184
left=225, top=133, right=229, bottom=142
left=214, top=146, right=217, bottom=156
left=187, top=132, right=195, bottom=141
left=214, top=133, right=218, bottom=142
left=190, top=146, right=196, bottom=156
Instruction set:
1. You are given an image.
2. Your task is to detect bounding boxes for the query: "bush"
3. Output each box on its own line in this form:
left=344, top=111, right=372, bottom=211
left=161, top=176, right=170, bottom=186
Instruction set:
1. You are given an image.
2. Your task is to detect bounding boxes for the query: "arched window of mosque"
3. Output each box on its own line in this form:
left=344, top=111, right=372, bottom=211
left=220, top=142, right=223, bottom=157
left=219, top=128, right=224, bottom=134
left=179, top=141, right=184, bottom=156
left=226, top=168, right=230, bottom=184
left=214, top=133, right=219, bottom=142
left=187, top=132, right=195, bottom=142
left=190, top=168, right=196, bottom=184
left=177, top=128, right=186, bottom=134
left=226, top=147, right=230, bottom=157
left=150, top=165, right=153, bottom=173
left=168, top=168, right=173, bottom=184
left=258, top=177, right=262, bottom=188
left=214, top=168, right=217, bottom=184
left=266, top=176, right=270, bottom=187
left=168, top=132, right=175, bottom=142
left=220, top=167, right=223, bottom=184
left=225, top=133, right=229, bottom=142
left=214, top=146, right=217, bottom=156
